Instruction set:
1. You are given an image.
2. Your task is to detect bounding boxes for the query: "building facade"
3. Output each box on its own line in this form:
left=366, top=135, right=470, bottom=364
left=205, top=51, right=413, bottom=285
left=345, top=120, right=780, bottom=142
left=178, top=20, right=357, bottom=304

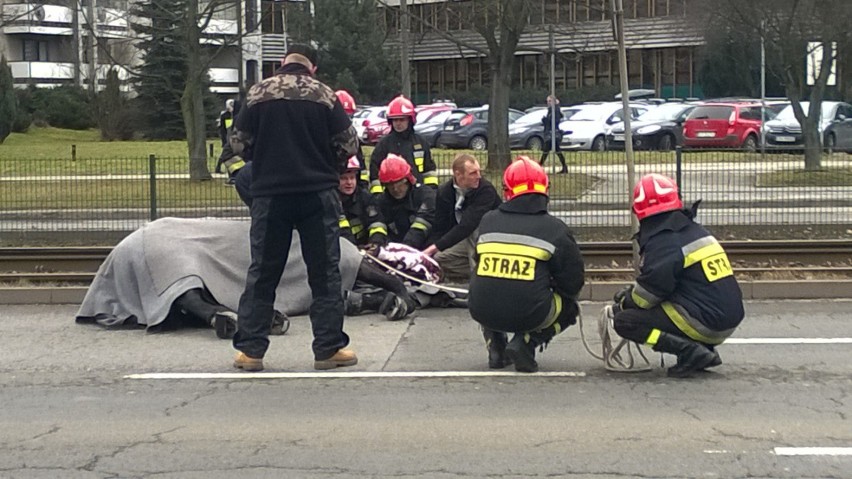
left=379, top=0, right=704, bottom=102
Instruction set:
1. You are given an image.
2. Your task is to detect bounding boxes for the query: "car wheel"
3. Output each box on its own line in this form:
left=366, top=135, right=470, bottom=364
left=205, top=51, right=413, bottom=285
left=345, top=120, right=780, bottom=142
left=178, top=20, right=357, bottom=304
left=657, top=134, right=674, bottom=151
left=469, top=135, right=487, bottom=150
left=825, top=133, right=836, bottom=154
left=742, top=135, right=757, bottom=152
left=591, top=135, right=606, bottom=151
left=527, top=136, right=543, bottom=151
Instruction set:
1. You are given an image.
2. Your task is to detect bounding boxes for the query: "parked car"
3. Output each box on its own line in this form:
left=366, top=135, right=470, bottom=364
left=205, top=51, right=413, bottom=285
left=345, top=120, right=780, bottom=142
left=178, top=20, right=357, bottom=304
left=352, top=106, right=390, bottom=145
left=606, top=103, right=696, bottom=151
left=682, top=102, right=763, bottom=151
left=437, top=107, right=525, bottom=150
left=559, top=102, right=652, bottom=150
left=414, top=109, right=454, bottom=147
left=509, top=107, right=581, bottom=150
left=764, top=101, right=852, bottom=152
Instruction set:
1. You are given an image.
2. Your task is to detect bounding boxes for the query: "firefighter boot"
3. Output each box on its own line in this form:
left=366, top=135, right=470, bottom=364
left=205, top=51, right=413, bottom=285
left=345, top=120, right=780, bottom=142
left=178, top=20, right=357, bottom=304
left=482, top=328, right=512, bottom=369
left=213, top=311, right=238, bottom=340
left=653, top=332, right=718, bottom=378
left=344, top=291, right=388, bottom=316
left=505, top=333, right=538, bottom=373
left=704, top=345, right=722, bottom=369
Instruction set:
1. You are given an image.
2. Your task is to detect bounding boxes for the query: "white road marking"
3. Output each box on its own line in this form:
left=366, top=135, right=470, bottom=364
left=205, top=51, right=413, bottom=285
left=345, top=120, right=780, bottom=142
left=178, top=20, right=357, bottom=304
left=125, top=371, right=586, bottom=380
left=774, top=447, right=852, bottom=456
left=726, top=338, right=852, bottom=344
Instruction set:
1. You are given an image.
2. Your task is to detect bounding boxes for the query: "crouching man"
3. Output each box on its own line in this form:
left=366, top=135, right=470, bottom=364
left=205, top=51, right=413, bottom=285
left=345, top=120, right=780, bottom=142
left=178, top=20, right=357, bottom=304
left=468, top=157, right=585, bottom=372
left=612, top=173, right=745, bottom=378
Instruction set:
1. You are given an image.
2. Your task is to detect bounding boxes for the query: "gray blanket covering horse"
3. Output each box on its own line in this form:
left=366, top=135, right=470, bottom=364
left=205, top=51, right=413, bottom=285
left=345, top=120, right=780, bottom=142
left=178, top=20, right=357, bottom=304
left=75, top=217, right=362, bottom=328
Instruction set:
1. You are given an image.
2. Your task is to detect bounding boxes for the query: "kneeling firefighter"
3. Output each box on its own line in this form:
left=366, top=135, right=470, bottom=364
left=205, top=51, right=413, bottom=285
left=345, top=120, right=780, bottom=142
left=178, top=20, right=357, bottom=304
left=468, top=157, right=585, bottom=372
left=612, top=173, right=745, bottom=378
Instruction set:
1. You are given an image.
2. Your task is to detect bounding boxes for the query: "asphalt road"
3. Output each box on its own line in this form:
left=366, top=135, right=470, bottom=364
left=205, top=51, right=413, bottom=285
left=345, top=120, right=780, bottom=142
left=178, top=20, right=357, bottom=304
left=1, top=300, right=851, bottom=478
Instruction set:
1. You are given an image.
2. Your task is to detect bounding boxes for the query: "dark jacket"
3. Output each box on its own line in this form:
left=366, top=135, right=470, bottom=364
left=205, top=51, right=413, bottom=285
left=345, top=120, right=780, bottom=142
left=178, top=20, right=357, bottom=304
left=339, top=186, right=387, bottom=247
left=542, top=107, right=564, bottom=142
left=369, top=126, right=438, bottom=193
left=230, top=63, right=358, bottom=196
left=377, top=184, right=436, bottom=250
left=431, top=177, right=501, bottom=251
left=623, top=205, right=745, bottom=337
left=469, top=194, right=585, bottom=333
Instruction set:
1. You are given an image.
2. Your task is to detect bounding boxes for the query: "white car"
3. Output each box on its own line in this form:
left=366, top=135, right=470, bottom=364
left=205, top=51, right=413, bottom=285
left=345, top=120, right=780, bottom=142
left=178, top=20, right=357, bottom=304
left=559, top=102, right=653, bottom=150
left=351, top=106, right=386, bottom=142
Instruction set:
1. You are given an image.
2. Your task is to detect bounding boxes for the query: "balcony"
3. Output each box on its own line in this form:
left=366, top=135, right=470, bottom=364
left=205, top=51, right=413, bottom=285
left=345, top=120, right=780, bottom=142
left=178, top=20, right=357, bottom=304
left=2, top=3, right=74, bottom=35
left=10, top=61, right=132, bottom=91
left=208, top=67, right=239, bottom=94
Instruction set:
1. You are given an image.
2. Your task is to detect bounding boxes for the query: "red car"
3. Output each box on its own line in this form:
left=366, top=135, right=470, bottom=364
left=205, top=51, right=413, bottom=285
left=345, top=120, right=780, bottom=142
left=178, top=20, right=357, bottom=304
left=683, top=102, right=763, bottom=150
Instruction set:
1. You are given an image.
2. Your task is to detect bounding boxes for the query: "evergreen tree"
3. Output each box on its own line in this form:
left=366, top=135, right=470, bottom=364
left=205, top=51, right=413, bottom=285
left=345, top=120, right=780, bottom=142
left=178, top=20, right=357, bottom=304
left=306, top=0, right=400, bottom=104
left=0, top=55, right=18, bottom=144
left=98, top=69, right=135, bottom=141
left=131, top=1, right=189, bottom=140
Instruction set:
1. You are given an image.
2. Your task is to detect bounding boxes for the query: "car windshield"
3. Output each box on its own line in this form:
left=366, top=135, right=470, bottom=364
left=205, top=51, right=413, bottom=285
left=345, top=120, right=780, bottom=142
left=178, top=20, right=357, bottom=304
left=773, top=103, right=834, bottom=122
left=514, top=110, right=547, bottom=125
left=352, top=109, right=372, bottom=119
left=568, top=105, right=609, bottom=121
left=419, top=110, right=452, bottom=124
left=689, top=106, right=733, bottom=120
left=637, top=104, right=691, bottom=121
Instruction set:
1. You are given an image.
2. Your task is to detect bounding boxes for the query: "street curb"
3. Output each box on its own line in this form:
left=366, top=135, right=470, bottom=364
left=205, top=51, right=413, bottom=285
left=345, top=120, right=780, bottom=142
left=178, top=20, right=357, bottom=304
left=2, top=280, right=850, bottom=305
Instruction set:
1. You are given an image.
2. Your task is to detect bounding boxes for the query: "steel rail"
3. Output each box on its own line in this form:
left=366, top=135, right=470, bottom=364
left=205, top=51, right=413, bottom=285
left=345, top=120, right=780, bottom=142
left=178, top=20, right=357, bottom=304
left=1, top=240, right=851, bottom=276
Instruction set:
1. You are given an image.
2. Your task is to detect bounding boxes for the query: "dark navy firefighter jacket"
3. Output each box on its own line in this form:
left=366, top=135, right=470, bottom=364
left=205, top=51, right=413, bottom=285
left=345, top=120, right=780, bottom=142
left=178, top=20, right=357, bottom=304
left=468, top=194, right=585, bottom=333
left=623, top=204, right=745, bottom=344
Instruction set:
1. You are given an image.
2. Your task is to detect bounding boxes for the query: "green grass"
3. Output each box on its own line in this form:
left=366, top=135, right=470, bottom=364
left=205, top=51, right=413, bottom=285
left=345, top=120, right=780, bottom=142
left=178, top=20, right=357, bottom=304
left=0, top=127, right=219, bottom=162
left=757, top=167, right=852, bottom=187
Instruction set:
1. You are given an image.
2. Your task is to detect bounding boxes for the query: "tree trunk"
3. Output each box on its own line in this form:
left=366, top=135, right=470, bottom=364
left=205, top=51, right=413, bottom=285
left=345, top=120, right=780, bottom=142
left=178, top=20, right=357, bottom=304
left=182, top=0, right=211, bottom=181
left=486, top=61, right=512, bottom=172
left=181, top=81, right=211, bottom=181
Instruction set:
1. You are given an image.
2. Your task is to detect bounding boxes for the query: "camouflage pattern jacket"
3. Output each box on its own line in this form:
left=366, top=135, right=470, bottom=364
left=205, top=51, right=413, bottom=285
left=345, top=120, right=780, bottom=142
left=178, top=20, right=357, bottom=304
left=230, top=63, right=358, bottom=196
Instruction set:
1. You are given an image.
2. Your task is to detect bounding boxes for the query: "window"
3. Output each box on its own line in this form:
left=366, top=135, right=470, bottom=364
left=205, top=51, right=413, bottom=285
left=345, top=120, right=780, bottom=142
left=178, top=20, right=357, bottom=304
left=22, top=39, right=48, bottom=62
left=261, top=1, right=284, bottom=34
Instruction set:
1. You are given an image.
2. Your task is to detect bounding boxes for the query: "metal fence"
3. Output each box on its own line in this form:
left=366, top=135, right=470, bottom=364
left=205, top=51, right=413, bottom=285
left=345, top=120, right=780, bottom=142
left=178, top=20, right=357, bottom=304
left=2, top=148, right=851, bottom=244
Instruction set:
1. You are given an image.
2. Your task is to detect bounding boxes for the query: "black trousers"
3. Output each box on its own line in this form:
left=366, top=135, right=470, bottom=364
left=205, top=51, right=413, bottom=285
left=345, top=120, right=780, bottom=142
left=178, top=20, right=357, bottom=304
left=234, top=188, right=348, bottom=360
left=612, top=306, right=689, bottom=345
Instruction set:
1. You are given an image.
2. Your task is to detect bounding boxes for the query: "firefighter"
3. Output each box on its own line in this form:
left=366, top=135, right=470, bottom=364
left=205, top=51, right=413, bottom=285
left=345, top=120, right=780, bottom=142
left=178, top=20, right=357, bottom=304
left=369, top=95, right=439, bottom=195
left=338, top=155, right=387, bottom=248
left=468, top=157, right=585, bottom=372
left=217, top=99, right=246, bottom=185
left=612, top=173, right=745, bottom=378
left=335, top=90, right=369, bottom=185
left=375, top=154, right=436, bottom=250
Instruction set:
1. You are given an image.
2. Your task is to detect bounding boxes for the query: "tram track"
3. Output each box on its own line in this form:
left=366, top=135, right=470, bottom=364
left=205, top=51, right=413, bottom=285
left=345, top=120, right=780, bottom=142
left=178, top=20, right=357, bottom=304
left=1, top=240, right=851, bottom=285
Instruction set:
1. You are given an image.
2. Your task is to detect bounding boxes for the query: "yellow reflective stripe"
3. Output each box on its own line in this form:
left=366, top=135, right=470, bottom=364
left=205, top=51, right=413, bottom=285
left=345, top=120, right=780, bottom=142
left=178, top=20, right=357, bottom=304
left=369, top=226, right=387, bottom=236
left=225, top=159, right=245, bottom=173
left=547, top=293, right=563, bottom=333
left=338, top=218, right=350, bottom=228
left=411, top=222, right=429, bottom=231
left=224, top=118, right=233, bottom=128
left=415, top=157, right=424, bottom=165
left=645, top=328, right=661, bottom=346
left=351, top=224, right=364, bottom=236
left=631, top=283, right=660, bottom=309
left=423, top=176, right=439, bottom=185
left=360, top=171, right=369, bottom=182
left=683, top=242, right=725, bottom=268
left=476, top=242, right=552, bottom=261
left=511, top=182, right=547, bottom=195
left=661, top=302, right=723, bottom=345
left=630, top=289, right=652, bottom=308
left=370, top=184, right=384, bottom=194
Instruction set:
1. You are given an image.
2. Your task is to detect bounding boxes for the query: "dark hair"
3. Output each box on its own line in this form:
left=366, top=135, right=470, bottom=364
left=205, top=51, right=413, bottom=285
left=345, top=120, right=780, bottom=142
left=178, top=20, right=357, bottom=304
left=285, top=43, right=318, bottom=65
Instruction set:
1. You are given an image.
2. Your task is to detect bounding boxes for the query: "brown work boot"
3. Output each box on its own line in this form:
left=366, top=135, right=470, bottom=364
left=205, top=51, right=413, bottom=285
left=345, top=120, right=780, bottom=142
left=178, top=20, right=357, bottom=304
left=314, top=348, right=358, bottom=370
left=233, top=352, right=264, bottom=372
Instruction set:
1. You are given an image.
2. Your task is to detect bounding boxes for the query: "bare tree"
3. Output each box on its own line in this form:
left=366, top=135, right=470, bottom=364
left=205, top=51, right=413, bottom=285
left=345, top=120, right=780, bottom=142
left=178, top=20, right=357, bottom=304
left=703, top=0, right=852, bottom=169
left=382, top=0, right=532, bottom=171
